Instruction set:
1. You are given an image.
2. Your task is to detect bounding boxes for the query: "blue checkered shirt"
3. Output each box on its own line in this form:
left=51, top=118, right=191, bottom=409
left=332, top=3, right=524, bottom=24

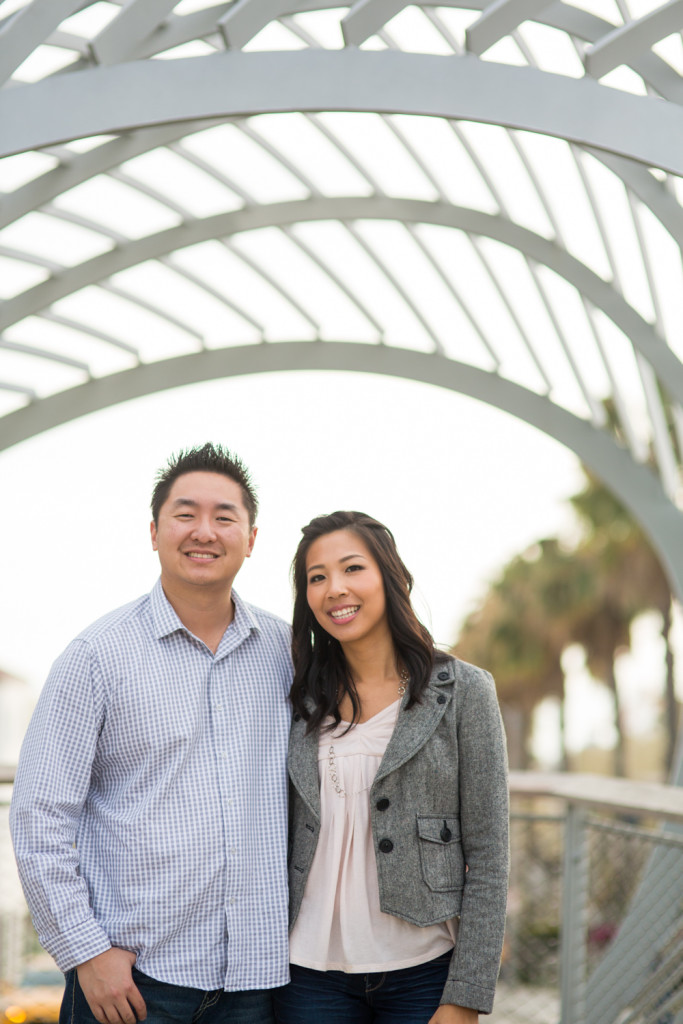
left=10, top=580, right=293, bottom=991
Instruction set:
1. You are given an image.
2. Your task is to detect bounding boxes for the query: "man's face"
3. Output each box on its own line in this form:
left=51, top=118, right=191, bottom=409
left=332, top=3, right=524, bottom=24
left=150, top=471, right=257, bottom=593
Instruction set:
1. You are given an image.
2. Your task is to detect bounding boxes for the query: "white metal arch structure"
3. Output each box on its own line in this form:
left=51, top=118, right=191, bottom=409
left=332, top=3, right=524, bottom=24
left=0, top=6, right=683, bottom=602
left=2, top=2, right=683, bottom=595
left=2, top=2, right=683, bottom=1016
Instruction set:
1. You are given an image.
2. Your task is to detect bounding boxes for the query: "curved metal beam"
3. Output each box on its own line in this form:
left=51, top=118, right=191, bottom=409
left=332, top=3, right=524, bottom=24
left=341, top=0, right=409, bottom=46
left=466, top=0, right=552, bottom=55
left=0, top=0, right=84, bottom=86
left=90, top=0, right=179, bottom=66
left=3, top=340, right=683, bottom=604
left=3, top=50, right=683, bottom=174
left=27, top=0, right=683, bottom=104
left=2, top=196, right=681, bottom=402
left=585, top=0, right=683, bottom=79
left=0, top=120, right=221, bottom=231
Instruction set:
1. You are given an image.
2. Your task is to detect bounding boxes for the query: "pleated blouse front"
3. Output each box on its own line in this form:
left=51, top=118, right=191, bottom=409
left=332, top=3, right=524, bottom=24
left=289, top=699, right=456, bottom=972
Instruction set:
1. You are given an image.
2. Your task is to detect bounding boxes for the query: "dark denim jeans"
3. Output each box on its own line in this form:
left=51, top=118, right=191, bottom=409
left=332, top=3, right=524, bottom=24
left=272, top=951, right=452, bottom=1024
left=60, top=966, right=276, bottom=1024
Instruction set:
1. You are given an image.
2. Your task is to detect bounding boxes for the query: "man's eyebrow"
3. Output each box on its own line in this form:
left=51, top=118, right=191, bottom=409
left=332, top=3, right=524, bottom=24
left=170, top=498, right=241, bottom=512
left=307, top=554, right=367, bottom=572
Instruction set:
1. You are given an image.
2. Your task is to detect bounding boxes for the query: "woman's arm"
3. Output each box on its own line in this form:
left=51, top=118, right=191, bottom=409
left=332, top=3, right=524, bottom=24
left=440, top=665, right=509, bottom=1013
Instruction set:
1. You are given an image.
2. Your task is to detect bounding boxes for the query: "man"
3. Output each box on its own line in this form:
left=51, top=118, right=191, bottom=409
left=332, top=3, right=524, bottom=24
left=10, top=443, right=292, bottom=1024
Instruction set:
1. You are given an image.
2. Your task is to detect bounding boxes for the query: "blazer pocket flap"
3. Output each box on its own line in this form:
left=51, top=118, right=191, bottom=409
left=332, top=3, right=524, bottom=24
left=417, top=815, right=461, bottom=844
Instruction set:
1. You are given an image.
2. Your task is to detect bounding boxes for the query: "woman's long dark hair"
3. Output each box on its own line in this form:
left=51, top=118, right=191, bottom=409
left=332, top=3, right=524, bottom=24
left=290, top=510, right=446, bottom=732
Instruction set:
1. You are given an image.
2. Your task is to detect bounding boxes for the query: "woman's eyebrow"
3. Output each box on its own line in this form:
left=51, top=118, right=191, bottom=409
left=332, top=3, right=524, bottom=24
left=307, top=554, right=366, bottom=572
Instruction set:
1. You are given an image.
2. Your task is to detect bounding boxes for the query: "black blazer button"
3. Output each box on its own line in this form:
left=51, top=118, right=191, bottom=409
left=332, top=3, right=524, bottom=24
left=437, top=671, right=449, bottom=680
left=440, top=821, right=452, bottom=842
left=376, top=798, right=390, bottom=811
left=293, top=713, right=301, bottom=721
left=437, top=694, right=447, bottom=704
left=379, top=838, right=394, bottom=853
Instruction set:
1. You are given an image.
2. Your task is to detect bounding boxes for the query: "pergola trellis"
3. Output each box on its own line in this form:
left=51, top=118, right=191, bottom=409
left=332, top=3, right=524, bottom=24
left=1, top=5, right=683, bottom=1011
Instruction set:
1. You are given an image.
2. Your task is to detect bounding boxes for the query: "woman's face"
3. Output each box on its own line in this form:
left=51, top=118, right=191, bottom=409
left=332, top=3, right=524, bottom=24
left=305, top=529, right=389, bottom=646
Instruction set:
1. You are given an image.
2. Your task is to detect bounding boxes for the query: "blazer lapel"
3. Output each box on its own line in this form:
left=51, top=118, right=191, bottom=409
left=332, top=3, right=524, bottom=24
left=374, top=665, right=454, bottom=783
left=288, top=713, right=321, bottom=821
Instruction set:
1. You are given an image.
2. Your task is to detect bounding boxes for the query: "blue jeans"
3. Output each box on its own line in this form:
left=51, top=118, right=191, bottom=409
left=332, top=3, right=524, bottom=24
left=60, top=966, right=276, bottom=1024
left=272, top=951, right=451, bottom=1024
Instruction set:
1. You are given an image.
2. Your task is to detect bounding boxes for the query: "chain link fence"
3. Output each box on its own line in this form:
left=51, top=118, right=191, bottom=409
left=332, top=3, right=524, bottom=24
left=494, top=779, right=683, bottom=1024
left=1, top=773, right=682, bottom=1024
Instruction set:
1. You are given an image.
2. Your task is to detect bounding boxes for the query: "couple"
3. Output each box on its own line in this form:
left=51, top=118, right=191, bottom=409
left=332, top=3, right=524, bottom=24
left=11, top=443, right=509, bottom=1024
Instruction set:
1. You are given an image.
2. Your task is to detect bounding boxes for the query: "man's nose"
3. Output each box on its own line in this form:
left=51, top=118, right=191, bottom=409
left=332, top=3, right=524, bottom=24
left=191, top=517, right=217, bottom=541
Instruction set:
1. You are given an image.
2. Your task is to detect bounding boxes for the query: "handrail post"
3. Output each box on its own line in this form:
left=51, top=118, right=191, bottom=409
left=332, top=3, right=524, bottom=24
left=560, top=801, right=588, bottom=1024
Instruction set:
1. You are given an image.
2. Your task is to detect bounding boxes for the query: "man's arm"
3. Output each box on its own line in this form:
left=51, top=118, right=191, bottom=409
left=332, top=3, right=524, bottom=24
left=10, top=640, right=114, bottom=968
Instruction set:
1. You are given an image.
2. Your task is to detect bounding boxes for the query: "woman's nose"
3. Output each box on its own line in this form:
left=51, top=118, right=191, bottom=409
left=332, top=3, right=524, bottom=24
left=328, top=574, right=348, bottom=597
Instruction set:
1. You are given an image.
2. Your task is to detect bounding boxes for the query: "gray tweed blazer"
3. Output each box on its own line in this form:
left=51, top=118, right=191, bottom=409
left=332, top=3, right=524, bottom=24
left=287, top=655, right=509, bottom=1015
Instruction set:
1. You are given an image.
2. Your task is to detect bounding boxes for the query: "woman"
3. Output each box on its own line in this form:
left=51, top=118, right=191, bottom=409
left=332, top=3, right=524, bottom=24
left=274, top=511, right=509, bottom=1024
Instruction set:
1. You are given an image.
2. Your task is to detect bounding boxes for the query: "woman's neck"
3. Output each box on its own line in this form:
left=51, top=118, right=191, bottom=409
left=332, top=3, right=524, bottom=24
left=338, top=636, right=405, bottom=723
left=342, top=639, right=400, bottom=689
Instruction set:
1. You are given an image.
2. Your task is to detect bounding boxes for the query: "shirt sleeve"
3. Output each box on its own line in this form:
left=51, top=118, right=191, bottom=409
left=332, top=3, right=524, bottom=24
left=9, top=639, right=113, bottom=971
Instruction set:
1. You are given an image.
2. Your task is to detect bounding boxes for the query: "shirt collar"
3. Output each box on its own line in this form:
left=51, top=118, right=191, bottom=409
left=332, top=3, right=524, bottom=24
left=150, top=578, right=261, bottom=642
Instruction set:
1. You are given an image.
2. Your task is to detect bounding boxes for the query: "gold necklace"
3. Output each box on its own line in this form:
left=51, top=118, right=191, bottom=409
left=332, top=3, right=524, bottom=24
left=328, top=669, right=409, bottom=798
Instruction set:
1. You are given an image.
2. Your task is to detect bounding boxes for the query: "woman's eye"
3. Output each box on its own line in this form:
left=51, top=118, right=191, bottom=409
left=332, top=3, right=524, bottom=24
left=345, top=564, right=363, bottom=572
left=308, top=574, right=324, bottom=584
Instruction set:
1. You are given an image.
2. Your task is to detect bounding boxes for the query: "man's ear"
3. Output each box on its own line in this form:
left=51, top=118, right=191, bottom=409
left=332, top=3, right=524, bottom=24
left=150, top=520, right=158, bottom=551
left=246, top=525, right=258, bottom=558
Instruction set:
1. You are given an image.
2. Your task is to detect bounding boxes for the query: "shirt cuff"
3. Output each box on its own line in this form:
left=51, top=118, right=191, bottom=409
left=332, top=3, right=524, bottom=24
left=41, top=918, right=112, bottom=973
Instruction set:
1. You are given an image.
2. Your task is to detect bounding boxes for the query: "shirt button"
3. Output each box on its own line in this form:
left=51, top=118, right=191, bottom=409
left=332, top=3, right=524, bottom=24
left=221, top=751, right=228, bottom=758
left=214, top=702, right=223, bottom=710
left=437, top=671, right=449, bottom=680
left=228, top=799, right=234, bottom=806
left=376, top=798, right=390, bottom=811
left=229, top=897, right=236, bottom=905
left=230, top=847, right=237, bottom=855
left=379, top=838, right=394, bottom=853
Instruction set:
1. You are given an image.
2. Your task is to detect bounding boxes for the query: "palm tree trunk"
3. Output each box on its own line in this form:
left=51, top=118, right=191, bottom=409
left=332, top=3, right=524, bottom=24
left=660, top=600, right=679, bottom=775
left=558, top=693, right=569, bottom=771
left=608, top=659, right=627, bottom=777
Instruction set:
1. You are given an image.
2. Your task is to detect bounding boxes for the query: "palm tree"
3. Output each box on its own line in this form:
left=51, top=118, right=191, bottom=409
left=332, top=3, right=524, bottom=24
left=456, top=539, right=577, bottom=768
left=455, top=474, right=679, bottom=775
left=569, top=475, right=677, bottom=773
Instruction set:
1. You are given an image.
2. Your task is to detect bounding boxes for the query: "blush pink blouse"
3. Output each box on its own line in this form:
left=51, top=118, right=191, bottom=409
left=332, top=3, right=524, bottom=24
left=289, top=699, right=457, bottom=972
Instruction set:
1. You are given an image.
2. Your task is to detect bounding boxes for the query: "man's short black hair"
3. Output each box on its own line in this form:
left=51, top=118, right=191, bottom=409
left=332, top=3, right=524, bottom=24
left=151, top=443, right=258, bottom=527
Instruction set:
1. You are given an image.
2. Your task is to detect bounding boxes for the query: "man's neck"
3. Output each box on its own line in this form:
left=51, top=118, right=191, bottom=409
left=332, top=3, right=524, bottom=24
left=160, top=577, right=236, bottom=654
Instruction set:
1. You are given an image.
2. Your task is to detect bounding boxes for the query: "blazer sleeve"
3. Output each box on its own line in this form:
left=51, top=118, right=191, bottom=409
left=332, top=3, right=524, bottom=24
left=441, top=667, right=509, bottom=1013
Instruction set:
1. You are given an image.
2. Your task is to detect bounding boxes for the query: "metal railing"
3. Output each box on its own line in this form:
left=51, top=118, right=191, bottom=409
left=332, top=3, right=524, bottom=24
left=497, top=772, right=683, bottom=1024
left=1, top=768, right=682, bottom=1024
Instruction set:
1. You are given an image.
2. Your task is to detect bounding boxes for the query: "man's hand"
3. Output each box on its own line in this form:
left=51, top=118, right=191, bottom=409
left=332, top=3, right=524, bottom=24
left=76, top=947, right=147, bottom=1024
left=428, top=1005, right=479, bottom=1024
